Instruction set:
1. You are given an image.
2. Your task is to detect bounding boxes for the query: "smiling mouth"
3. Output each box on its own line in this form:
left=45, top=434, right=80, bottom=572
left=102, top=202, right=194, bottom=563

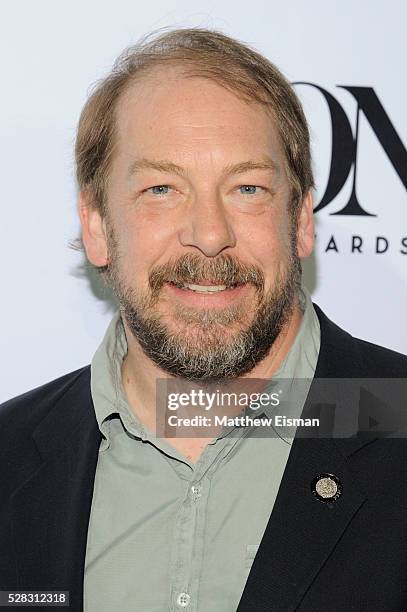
left=169, top=282, right=241, bottom=293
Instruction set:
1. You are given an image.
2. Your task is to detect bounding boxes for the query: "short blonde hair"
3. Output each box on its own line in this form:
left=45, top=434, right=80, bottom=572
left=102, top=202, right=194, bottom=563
left=75, top=28, right=313, bottom=221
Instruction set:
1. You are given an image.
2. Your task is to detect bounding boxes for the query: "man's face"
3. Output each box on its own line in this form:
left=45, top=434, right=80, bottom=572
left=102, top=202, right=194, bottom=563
left=81, top=66, right=313, bottom=382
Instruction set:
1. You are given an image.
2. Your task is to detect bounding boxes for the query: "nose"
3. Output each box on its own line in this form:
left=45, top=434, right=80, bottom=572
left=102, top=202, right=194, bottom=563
left=178, top=193, right=236, bottom=257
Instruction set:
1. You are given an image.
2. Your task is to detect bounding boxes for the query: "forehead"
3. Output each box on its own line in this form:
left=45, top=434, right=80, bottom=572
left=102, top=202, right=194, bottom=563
left=114, top=65, right=285, bottom=164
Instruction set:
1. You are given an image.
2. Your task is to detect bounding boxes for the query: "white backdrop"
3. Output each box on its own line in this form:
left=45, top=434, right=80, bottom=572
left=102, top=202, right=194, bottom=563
left=1, top=0, right=406, bottom=402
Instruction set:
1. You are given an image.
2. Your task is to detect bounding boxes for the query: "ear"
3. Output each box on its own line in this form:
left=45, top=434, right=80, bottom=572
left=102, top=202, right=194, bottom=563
left=77, top=190, right=108, bottom=267
left=296, top=190, right=314, bottom=259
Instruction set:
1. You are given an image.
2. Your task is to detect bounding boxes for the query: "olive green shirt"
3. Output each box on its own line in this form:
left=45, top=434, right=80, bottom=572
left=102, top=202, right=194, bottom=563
left=84, top=286, right=320, bottom=612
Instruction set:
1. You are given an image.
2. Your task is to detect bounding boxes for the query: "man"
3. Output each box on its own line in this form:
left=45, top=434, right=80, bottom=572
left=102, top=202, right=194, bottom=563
left=1, top=28, right=407, bottom=612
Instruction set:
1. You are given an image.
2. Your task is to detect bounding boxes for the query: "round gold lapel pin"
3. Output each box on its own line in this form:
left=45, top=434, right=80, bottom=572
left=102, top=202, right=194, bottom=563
left=311, top=473, right=342, bottom=502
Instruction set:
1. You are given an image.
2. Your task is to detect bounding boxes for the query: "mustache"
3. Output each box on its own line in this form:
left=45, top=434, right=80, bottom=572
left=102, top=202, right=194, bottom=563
left=149, top=253, right=265, bottom=294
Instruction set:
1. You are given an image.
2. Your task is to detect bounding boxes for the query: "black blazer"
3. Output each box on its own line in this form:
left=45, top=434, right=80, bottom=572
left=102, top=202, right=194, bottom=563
left=1, top=305, right=407, bottom=611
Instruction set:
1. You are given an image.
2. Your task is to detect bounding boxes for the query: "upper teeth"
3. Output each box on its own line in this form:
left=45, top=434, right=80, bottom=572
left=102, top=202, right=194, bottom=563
left=183, top=284, right=228, bottom=292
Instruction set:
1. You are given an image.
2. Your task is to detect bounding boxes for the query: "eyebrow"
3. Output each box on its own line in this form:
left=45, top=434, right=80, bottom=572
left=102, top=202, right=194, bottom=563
left=127, top=157, right=279, bottom=178
left=128, top=158, right=186, bottom=177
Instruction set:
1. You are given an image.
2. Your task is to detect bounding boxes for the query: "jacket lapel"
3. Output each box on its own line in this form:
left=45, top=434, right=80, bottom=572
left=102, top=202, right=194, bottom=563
left=237, top=436, right=368, bottom=611
left=237, top=305, right=375, bottom=611
left=11, top=367, right=101, bottom=611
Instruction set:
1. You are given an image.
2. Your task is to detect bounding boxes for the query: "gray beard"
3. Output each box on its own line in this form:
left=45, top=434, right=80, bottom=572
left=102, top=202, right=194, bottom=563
left=106, top=251, right=301, bottom=383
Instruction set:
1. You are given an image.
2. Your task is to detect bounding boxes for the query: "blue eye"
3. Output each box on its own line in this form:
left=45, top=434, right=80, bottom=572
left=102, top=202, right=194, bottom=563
left=148, top=185, right=170, bottom=195
left=239, top=185, right=260, bottom=194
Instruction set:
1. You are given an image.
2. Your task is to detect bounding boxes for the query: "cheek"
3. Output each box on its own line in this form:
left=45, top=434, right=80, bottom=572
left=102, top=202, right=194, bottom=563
left=242, top=222, right=294, bottom=295
left=110, top=213, right=176, bottom=283
left=243, top=214, right=292, bottom=266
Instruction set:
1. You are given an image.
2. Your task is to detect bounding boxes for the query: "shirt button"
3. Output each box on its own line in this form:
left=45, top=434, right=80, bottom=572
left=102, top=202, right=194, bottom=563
left=176, top=592, right=191, bottom=607
left=191, top=484, right=202, bottom=500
